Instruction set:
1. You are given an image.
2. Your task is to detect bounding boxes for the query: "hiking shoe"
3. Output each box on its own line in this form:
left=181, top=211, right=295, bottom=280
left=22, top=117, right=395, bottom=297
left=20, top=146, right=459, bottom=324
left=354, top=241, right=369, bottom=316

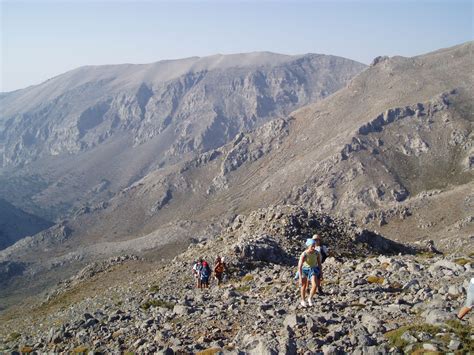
left=300, top=300, right=307, bottom=308
left=307, top=298, right=313, bottom=306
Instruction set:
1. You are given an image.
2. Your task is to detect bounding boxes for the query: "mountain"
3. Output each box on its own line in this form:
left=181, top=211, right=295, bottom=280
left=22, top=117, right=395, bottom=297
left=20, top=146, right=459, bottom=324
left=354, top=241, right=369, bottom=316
left=0, top=42, right=472, bottom=313
left=38, top=41, right=472, bottom=252
left=0, top=52, right=366, bottom=221
left=0, top=198, right=53, bottom=250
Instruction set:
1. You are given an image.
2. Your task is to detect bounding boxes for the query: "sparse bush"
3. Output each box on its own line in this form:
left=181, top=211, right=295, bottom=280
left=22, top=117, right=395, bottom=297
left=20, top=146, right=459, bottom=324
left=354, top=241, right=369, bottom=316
left=196, top=348, right=222, bottom=355
left=7, top=332, right=21, bottom=342
left=236, top=285, right=251, bottom=293
left=383, top=323, right=473, bottom=352
left=72, top=345, right=89, bottom=354
left=149, top=284, right=160, bottom=293
left=416, top=252, right=436, bottom=259
left=19, top=346, right=33, bottom=353
left=445, top=319, right=474, bottom=352
left=140, top=299, right=175, bottom=310
left=241, top=274, right=254, bottom=282
left=385, top=324, right=440, bottom=349
left=454, top=258, right=470, bottom=266
left=367, top=275, right=384, bottom=284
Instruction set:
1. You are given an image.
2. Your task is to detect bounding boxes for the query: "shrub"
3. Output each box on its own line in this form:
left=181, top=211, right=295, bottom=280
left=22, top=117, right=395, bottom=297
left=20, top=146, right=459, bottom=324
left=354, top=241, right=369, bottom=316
left=7, top=332, right=21, bottom=342
left=454, top=258, right=470, bottom=266
left=385, top=324, right=440, bottom=349
left=140, top=299, right=175, bottom=310
left=19, top=346, right=33, bottom=353
left=72, top=346, right=89, bottom=354
left=236, top=285, right=250, bottom=293
left=241, top=274, right=254, bottom=283
left=196, top=348, right=222, bottom=355
left=149, top=284, right=160, bottom=293
left=367, top=275, right=384, bottom=284
left=416, top=252, right=436, bottom=259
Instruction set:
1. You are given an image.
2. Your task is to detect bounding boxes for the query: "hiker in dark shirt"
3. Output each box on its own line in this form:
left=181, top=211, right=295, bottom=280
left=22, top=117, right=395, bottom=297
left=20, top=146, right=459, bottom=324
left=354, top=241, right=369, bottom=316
left=200, top=260, right=211, bottom=288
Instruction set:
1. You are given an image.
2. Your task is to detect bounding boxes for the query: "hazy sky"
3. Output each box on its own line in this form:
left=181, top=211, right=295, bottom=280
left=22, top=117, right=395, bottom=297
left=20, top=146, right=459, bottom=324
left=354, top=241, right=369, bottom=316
left=1, top=0, right=472, bottom=92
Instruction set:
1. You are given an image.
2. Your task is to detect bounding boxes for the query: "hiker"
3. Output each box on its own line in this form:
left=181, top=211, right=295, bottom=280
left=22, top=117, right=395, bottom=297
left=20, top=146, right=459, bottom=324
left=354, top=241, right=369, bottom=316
left=313, top=234, right=329, bottom=294
left=298, top=238, right=322, bottom=307
left=192, top=259, right=203, bottom=288
left=214, top=256, right=226, bottom=286
left=200, top=260, right=211, bottom=289
left=457, top=277, right=474, bottom=320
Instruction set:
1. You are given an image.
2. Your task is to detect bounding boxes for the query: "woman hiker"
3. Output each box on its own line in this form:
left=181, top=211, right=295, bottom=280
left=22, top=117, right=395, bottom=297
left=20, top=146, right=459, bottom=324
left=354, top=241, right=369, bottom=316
left=298, top=238, right=322, bottom=307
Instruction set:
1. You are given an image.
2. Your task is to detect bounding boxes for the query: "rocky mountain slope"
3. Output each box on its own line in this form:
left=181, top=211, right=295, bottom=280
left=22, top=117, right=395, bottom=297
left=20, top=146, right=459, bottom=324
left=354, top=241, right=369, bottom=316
left=0, top=52, right=365, bottom=221
left=36, top=42, right=473, bottom=249
left=1, top=205, right=472, bottom=353
left=0, top=198, right=53, bottom=250
left=0, top=42, right=472, bottom=313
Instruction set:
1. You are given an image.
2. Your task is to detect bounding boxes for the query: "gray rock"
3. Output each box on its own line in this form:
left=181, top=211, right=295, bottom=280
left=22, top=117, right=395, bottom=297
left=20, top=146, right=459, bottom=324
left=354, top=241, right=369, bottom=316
left=400, top=331, right=417, bottom=344
left=422, top=309, right=451, bottom=325
left=447, top=285, right=463, bottom=297
left=133, top=338, right=146, bottom=347
left=283, top=313, right=301, bottom=329
left=422, top=343, right=438, bottom=351
left=248, top=340, right=278, bottom=355
left=83, top=318, right=99, bottom=328
left=448, top=339, right=461, bottom=350
left=322, top=344, right=343, bottom=355
left=403, top=279, right=421, bottom=291
left=173, top=305, right=189, bottom=315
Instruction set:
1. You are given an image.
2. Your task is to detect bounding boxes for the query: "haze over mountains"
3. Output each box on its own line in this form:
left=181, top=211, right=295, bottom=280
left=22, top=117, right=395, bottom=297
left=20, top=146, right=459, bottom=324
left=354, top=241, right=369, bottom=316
left=0, top=42, right=473, bottom=313
left=0, top=52, right=365, bottom=224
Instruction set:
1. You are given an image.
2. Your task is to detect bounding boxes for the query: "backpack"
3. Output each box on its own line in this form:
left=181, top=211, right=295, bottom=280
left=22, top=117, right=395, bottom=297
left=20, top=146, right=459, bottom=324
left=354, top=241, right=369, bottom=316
left=320, top=246, right=328, bottom=263
left=200, top=262, right=211, bottom=279
left=215, top=262, right=224, bottom=274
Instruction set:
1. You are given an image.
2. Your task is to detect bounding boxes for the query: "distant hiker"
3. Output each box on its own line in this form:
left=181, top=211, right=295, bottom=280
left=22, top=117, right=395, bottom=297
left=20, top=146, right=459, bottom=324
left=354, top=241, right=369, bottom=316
left=200, top=260, right=211, bottom=289
left=313, top=234, right=329, bottom=294
left=193, top=259, right=203, bottom=288
left=298, top=238, right=322, bottom=307
left=457, top=277, right=474, bottom=320
left=214, top=256, right=226, bottom=286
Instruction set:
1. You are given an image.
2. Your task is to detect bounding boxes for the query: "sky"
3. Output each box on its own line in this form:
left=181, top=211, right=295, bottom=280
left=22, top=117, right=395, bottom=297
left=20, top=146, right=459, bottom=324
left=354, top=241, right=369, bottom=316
left=1, top=0, right=473, bottom=92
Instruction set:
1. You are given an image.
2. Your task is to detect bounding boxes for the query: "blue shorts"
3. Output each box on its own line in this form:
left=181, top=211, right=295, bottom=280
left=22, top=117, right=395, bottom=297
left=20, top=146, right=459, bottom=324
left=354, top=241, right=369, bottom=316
left=301, top=267, right=321, bottom=280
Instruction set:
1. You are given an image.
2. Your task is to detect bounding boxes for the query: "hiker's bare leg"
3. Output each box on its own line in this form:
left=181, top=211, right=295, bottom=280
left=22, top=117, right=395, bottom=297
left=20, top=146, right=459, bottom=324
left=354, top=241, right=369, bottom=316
left=301, top=278, right=308, bottom=301
left=309, top=275, right=317, bottom=299
left=458, top=306, right=471, bottom=319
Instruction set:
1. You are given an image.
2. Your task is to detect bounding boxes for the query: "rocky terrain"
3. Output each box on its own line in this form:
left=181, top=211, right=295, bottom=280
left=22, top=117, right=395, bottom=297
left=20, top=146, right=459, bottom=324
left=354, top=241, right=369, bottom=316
left=0, top=52, right=365, bottom=221
left=0, top=42, right=472, bottom=313
left=0, top=205, right=472, bottom=354
left=34, top=41, right=472, bottom=250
